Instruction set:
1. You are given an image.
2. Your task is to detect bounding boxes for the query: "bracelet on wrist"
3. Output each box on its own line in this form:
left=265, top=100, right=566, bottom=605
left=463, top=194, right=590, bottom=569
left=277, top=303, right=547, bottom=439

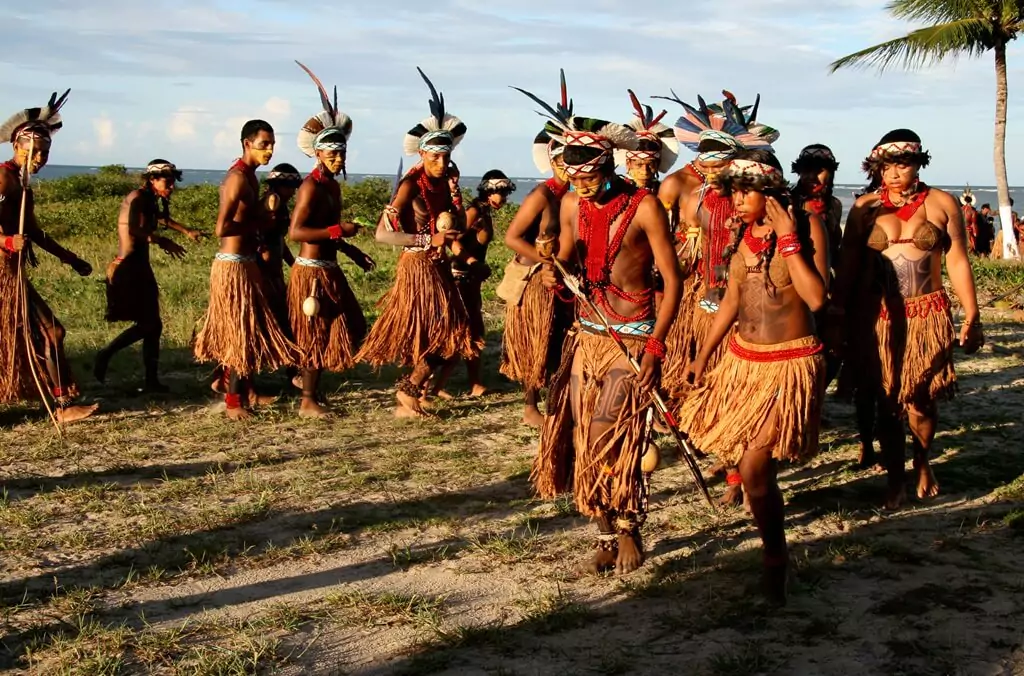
left=3, top=236, right=14, bottom=252
left=780, top=243, right=802, bottom=258
left=643, top=337, right=668, bottom=359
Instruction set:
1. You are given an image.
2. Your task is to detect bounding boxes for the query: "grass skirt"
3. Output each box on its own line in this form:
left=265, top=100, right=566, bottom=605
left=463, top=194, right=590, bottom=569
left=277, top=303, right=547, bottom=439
left=532, top=328, right=649, bottom=518
left=288, top=262, right=366, bottom=372
left=500, top=270, right=555, bottom=389
left=0, top=257, right=52, bottom=402
left=105, top=252, right=159, bottom=324
left=357, top=250, right=478, bottom=367
left=679, top=334, right=825, bottom=467
left=259, top=257, right=291, bottom=339
left=661, top=276, right=731, bottom=403
left=876, top=290, right=956, bottom=413
left=192, top=258, right=297, bottom=377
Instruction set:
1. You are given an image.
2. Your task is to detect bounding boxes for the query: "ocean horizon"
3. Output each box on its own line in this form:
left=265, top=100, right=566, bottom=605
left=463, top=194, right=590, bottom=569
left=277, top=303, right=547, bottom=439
left=35, top=164, right=1022, bottom=216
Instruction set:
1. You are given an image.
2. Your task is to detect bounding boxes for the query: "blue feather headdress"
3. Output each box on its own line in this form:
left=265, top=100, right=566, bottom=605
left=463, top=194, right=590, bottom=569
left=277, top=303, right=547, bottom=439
left=653, top=90, right=779, bottom=162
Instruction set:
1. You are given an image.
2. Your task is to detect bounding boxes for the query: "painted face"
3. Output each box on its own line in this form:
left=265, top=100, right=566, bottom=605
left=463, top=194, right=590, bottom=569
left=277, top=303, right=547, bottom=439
left=150, top=176, right=175, bottom=198
left=569, top=170, right=606, bottom=201
left=419, top=150, right=450, bottom=179
left=246, top=131, right=276, bottom=166
left=626, top=157, right=658, bottom=187
left=882, top=162, right=919, bottom=194
left=695, top=157, right=729, bottom=182
left=799, top=168, right=832, bottom=195
left=731, top=189, right=767, bottom=225
left=487, top=192, right=508, bottom=209
left=317, top=149, right=345, bottom=176
left=14, top=135, right=51, bottom=174
left=551, top=154, right=568, bottom=183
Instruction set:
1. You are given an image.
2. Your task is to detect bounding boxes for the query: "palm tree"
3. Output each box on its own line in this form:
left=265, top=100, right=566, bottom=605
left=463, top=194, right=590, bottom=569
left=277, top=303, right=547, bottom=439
left=829, top=0, right=1024, bottom=259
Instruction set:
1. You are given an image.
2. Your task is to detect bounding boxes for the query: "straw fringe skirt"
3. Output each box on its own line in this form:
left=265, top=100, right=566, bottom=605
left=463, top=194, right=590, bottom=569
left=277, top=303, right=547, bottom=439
left=105, top=253, right=159, bottom=323
left=0, top=257, right=50, bottom=402
left=288, top=262, right=366, bottom=372
left=357, top=250, right=478, bottom=367
left=259, top=257, right=291, bottom=338
left=876, top=290, right=956, bottom=412
left=532, top=329, right=649, bottom=518
left=192, top=258, right=297, bottom=377
left=500, top=271, right=555, bottom=389
left=679, top=334, right=825, bottom=467
left=662, top=276, right=731, bottom=403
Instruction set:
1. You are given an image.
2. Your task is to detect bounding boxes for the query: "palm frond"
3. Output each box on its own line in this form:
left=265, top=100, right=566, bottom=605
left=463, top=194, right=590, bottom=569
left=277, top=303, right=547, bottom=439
left=887, top=0, right=985, bottom=24
left=829, top=17, right=995, bottom=72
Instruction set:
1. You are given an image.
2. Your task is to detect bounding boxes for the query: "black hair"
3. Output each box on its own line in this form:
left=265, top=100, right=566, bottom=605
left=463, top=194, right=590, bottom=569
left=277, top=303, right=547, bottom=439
left=241, top=119, right=274, bottom=143
left=697, top=137, right=732, bottom=154
left=266, top=162, right=302, bottom=187
left=562, top=145, right=614, bottom=174
left=634, top=137, right=661, bottom=154
left=981, top=203, right=991, bottom=210
left=477, top=169, right=515, bottom=200
left=862, top=128, right=931, bottom=175
left=963, top=195, right=974, bottom=205
left=791, top=144, right=839, bottom=175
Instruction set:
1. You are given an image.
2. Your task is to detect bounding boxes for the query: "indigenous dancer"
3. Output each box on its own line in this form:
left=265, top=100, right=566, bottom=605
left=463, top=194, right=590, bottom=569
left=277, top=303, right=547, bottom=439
left=615, top=90, right=678, bottom=194
left=656, top=92, right=778, bottom=504
left=831, top=130, right=983, bottom=508
left=0, top=90, right=98, bottom=423
left=533, top=111, right=683, bottom=575
left=193, top=119, right=297, bottom=420
left=680, top=149, right=829, bottom=603
left=96, top=159, right=200, bottom=391
left=287, top=62, right=369, bottom=417
left=430, top=169, right=515, bottom=399
left=960, top=188, right=979, bottom=255
left=261, top=162, right=302, bottom=334
left=500, top=70, right=574, bottom=427
left=357, top=69, right=476, bottom=417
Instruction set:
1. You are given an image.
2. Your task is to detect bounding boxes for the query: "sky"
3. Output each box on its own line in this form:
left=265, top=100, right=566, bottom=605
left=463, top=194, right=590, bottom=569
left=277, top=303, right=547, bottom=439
left=2, top=0, right=1023, bottom=186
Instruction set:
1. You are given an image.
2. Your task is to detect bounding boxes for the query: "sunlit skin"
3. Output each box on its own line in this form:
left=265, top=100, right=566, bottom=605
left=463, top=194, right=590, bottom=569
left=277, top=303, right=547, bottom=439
left=246, top=132, right=275, bottom=167
left=551, top=155, right=569, bottom=184
left=626, top=157, right=658, bottom=188
left=13, top=135, right=51, bottom=174
left=882, top=162, right=918, bottom=196
left=569, top=170, right=606, bottom=201
left=419, top=150, right=450, bottom=179
left=731, top=189, right=768, bottom=225
left=317, top=149, right=345, bottom=177
left=150, top=176, right=174, bottom=199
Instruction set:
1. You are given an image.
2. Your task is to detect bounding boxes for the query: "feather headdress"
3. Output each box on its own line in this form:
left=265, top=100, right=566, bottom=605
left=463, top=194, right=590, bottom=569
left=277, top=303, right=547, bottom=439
left=403, top=68, right=466, bottom=156
left=960, top=184, right=974, bottom=206
left=295, top=61, right=353, bottom=178
left=654, top=90, right=778, bottom=162
left=554, top=116, right=639, bottom=178
left=0, top=89, right=70, bottom=143
left=511, top=69, right=574, bottom=174
left=713, top=158, right=789, bottom=196
left=614, top=90, right=678, bottom=174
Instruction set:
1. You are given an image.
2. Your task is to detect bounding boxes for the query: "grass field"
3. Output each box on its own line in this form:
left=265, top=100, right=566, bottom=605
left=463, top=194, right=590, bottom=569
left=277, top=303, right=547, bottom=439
left=1, top=169, right=1022, bottom=674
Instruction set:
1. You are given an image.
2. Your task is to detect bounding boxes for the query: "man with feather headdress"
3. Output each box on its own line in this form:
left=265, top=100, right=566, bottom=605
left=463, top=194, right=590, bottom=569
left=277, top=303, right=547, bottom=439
left=356, top=68, right=477, bottom=418
left=499, top=70, right=575, bottom=427
left=193, top=118, right=298, bottom=420
left=0, top=89, right=98, bottom=422
left=526, top=96, right=683, bottom=575
left=615, top=90, right=679, bottom=194
left=286, top=61, right=371, bottom=418
left=655, top=91, right=778, bottom=505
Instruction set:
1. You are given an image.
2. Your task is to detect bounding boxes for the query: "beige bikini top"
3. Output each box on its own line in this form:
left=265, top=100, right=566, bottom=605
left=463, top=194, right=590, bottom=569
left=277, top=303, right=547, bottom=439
left=867, top=221, right=949, bottom=253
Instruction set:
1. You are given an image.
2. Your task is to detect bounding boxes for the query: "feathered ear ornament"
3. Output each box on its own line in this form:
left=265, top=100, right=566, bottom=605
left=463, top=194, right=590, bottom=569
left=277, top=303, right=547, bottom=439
left=295, top=61, right=353, bottom=164
left=403, top=68, right=467, bottom=156
left=0, top=89, right=71, bottom=144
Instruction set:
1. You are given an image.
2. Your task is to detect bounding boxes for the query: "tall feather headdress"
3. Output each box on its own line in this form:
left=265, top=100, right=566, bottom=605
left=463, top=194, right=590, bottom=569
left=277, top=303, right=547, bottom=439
left=654, top=90, right=779, bottom=160
left=511, top=69, right=574, bottom=174
left=614, top=89, right=678, bottom=175
left=0, top=89, right=71, bottom=143
left=403, top=68, right=466, bottom=156
left=295, top=61, right=353, bottom=175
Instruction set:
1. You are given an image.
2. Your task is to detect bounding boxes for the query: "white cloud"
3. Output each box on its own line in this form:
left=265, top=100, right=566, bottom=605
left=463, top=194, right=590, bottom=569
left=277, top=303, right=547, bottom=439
left=92, top=115, right=115, bottom=149
left=262, top=96, right=291, bottom=120
left=168, top=106, right=203, bottom=141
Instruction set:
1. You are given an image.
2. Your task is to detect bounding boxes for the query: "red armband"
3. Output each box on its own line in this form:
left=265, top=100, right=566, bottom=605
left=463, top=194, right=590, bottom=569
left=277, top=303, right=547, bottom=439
left=644, top=337, right=667, bottom=359
left=726, top=470, right=743, bottom=486
left=225, top=393, right=243, bottom=409
left=327, top=224, right=343, bottom=240
left=3, top=236, right=14, bottom=252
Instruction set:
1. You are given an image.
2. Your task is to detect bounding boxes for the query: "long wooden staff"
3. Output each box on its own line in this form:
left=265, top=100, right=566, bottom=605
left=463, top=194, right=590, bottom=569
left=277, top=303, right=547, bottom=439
left=15, top=137, right=61, bottom=434
left=549, top=256, right=714, bottom=508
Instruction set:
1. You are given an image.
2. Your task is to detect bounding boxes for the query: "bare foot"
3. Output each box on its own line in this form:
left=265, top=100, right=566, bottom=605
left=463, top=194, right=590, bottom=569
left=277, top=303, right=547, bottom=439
left=914, top=461, right=940, bottom=499
left=396, top=391, right=430, bottom=417
left=719, top=484, right=744, bottom=507
left=469, top=385, right=488, bottom=398
left=884, top=481, right=908, bottom=510
left=299, top=398, right=331, bottom=418
left=857, top=444, right=878, bottom=470
left=55, top=403, right=99, bottom=424
left=434, top=390, right=456, bottom=401
left=225, top=406, right=253, bottom=421
left=522, top=406, right=544, bottom=428
left=291, top=375, right=303, bottom=390
left=211, top=369, right=227, bottom=394
left=615, top=532, right=645, bottom=575
left=582, top=545, right=617, bottom=575
left=248, top=392, right=279, bottom=408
